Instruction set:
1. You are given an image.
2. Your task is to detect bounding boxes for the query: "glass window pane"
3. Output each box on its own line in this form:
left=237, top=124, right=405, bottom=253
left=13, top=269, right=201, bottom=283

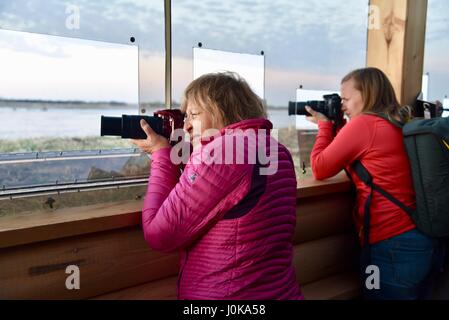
left=0, top=1, right=164, bottom=206
left=193, top=47, right=265, bottom=99
left=172, top=0, right=368, bottom=179
left=0, top=29, right=139, bottom=150
left=424, top=0, right=449, bottom=118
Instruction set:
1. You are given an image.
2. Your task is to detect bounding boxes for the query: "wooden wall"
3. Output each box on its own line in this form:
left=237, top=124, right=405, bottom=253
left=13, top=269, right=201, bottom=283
left=0, top=189, right=360, bottom=300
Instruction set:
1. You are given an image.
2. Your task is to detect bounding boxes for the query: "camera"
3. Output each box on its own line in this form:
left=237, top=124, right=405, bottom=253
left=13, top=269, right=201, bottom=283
left=101, top=109, right=184, bottom=139
left=288, top=93, right=342, bottom=121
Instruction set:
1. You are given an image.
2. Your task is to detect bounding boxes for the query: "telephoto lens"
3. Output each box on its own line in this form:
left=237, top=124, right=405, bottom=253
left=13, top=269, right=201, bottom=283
left=288, top=94, right=341, bottom=120
left=100, top=115, right=163, bottom=139
left=288, top=101, right=320, bottom=116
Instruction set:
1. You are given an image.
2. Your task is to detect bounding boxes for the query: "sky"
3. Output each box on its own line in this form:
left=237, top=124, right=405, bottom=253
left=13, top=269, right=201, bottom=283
left=0, top=0, right=447, bottom=106
left=0, top=29, right=139, bottom=103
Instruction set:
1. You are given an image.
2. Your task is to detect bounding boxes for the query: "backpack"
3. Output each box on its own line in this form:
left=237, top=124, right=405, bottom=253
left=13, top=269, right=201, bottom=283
left=351, top=114, right=449, bottom=249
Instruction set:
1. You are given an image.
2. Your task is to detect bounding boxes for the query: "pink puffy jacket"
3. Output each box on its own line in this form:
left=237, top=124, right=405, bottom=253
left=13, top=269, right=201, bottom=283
left=142, top=118, right=303, bottom=300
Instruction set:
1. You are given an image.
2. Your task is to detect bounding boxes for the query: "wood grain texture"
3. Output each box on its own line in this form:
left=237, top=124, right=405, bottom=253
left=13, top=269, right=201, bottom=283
left=302, top=271, right=361, bottom=300
left=92, top=271, right=362, bottom=301
left=0, top=173, right=351, bottom=250
left=297, top=171, right=351, bottom=199
left=0, top=200, right=142, bottom=249
left=293, top=233, right=359, bottom=285
left=294, top=192, right=354, bottom=245
left=367, top=0, right=428, bottom=106
left=0, top=227, right=178, bottom=299
left=91, top=276, right=178, bottom=300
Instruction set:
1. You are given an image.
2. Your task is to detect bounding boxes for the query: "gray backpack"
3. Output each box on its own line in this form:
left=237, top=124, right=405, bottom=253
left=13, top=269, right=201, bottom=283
left=352, top=115, right=449, bottom=243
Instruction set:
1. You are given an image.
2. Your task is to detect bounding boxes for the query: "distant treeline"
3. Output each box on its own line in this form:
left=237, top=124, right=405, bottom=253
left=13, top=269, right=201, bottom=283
left=0, top=98, right=129, bottom=106
left=0, top=98, right=286, bottom=110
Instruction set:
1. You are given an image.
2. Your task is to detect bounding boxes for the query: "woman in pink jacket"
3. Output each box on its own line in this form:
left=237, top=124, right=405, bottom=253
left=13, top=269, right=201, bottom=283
left=132, top=72, right=303, bottom=300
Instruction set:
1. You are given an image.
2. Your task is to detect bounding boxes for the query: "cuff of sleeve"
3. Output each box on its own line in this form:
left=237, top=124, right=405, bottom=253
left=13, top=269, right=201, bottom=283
left=318, top=120, right=333, bottom=131
left=150, top=147, right=172, bottom=162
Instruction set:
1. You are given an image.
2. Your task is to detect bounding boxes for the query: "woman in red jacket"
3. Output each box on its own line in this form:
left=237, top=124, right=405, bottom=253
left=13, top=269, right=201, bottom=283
left=306, top=67, right=445, bottom=300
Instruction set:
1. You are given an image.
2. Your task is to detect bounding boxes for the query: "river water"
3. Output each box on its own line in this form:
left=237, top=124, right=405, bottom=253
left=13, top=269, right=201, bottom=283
left=0, top=106, right=312, bottom=139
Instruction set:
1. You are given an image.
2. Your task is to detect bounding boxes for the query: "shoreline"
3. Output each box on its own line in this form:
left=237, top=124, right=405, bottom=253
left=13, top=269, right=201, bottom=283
left=0, top=101, right=288, bottom=111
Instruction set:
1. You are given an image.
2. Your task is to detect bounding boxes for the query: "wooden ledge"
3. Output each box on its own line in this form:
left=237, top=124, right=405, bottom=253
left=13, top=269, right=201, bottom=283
left=297, top=171, right=350, bottom=199
left=0, top=171, right=351, bottom=250
left=0, top=200, right=142, bottom=250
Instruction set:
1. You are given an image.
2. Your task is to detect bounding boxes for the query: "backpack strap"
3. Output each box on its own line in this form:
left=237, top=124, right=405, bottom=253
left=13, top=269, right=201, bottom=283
left=352, top=160, right=415, bottom=267
left=352, top=161, right=414, bottom=217
left=352, top=114, right=408, bottom=268
left=351, top=161, right=374, bottom=267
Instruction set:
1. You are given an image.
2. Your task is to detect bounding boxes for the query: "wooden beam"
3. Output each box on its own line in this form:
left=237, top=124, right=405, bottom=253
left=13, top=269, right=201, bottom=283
left=293, top=233, right=358, bottom=285
left=367, top=0, right=428, bottom=106
left=293, top=193, right=353, bottom=245
left=93, top=271, right=362, bottom=301
left=0, top=227, right=178, bottom=299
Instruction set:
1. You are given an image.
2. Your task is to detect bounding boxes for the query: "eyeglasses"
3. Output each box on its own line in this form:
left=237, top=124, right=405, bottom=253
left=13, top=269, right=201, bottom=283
left=184, top=112, right=202, bottom=121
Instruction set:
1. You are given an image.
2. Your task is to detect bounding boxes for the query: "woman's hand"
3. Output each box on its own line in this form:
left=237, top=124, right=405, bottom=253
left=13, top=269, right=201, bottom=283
left=131, top=119, right=170, bottom=155
left=305, top=106, right=330, bottom=124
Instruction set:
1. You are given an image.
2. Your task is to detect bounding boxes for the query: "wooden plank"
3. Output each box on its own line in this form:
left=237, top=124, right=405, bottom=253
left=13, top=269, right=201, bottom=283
left=302, top=271, right=361, bottom=300
left=0, top=227, right=178, bottom=299
left=297, top=171, right=351, bottom=199
left=0, top=174, right=352, bottom=250
left=367, top=0, right=428, bottom=106
left=92, top=276, right=178, bottom=300
left=293, top=233, right=359, bottom=285
left=93, top=271, right=361, bottom=301
left=93, top=261, right=361, bottom=301
left=293, top=193, right=354, bottom=245
left=0, top=231, right=357, bottom=299
left=0, top=200, right=142, bottom=249
left=402, top=0, right=428, bottom=106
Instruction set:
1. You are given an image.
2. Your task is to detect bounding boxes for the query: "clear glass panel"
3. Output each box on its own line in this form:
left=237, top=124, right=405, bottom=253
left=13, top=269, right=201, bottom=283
left=193, top=47, right=265, bottom=99
left=0, top=150, right=149, bottom=190
left=424, top=0, right=449, bottom=118
left=0, top=1, right=164, bottom=205
left=0, top=29, right=139, bottom=150
left=0, top=184, right=147, bottom=217
left=172, top=0, right=369, bottom=179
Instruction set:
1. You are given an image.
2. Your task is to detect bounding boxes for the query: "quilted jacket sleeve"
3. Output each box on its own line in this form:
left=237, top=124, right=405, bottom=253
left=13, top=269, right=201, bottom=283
left=142, top=146, right=253, bottom=253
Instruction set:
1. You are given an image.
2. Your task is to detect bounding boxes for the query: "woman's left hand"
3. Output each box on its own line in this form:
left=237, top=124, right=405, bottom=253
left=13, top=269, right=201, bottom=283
left=305, top=106, right=330, bottom=124
left=131, top=119, right=170, bottom=155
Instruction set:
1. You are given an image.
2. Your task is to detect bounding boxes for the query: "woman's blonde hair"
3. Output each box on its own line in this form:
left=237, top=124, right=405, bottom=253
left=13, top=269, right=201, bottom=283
left=341, top=67, right=412, bottom=123
left=181, top=72, right=267, bottom=127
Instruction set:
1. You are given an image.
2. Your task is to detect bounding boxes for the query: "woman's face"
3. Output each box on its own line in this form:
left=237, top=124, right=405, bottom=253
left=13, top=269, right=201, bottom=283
left=183, top=101, right=223, bottom=148
left=340, top=79, right=364, bottom=119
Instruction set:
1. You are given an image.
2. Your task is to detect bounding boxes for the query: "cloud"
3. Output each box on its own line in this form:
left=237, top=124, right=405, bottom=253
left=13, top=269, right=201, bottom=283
left=0, top=0, right=447, bottom=103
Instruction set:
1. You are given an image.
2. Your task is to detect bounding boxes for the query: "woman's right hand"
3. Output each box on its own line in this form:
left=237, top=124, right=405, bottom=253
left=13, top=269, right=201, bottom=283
left=130, top=119, right=170, bottom=155
left=305, top=106, right=330, bottom=124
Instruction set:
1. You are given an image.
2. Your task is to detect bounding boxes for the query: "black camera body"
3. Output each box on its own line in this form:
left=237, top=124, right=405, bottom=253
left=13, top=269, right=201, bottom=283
left=288, top=93, right=342, bottom=121
left=101, top=109, right=184, bottom=139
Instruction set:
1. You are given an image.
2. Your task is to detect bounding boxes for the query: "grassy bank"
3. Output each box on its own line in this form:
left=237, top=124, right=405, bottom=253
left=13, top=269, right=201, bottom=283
left=0, top=127, right=315, bottom=216
left=0, top=127, right=302, bottom=153
left=0, top=136, right=134, bottom=153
